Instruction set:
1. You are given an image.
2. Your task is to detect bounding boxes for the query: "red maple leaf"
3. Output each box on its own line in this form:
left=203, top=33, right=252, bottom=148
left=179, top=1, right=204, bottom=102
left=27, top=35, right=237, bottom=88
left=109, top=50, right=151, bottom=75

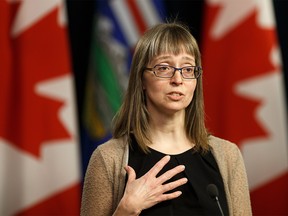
left=202, top=5, right=277, bottom=147
left=0, top=3, right=71, bottom=157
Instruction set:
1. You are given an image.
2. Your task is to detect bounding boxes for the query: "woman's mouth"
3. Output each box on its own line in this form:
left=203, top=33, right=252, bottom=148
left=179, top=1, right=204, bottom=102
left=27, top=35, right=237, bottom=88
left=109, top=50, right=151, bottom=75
left=167, top=92, right=184, bottom=100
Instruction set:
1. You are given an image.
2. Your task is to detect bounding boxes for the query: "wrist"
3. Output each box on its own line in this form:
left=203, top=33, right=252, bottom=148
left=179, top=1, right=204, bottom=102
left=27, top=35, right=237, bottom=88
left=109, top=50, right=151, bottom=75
left=114, top=198, right=141, bottom=216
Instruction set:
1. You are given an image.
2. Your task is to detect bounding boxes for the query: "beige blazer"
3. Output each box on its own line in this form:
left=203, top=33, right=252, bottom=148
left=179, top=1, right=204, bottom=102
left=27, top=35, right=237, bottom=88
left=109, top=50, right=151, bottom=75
left=81, top=135, right=252, bottom=216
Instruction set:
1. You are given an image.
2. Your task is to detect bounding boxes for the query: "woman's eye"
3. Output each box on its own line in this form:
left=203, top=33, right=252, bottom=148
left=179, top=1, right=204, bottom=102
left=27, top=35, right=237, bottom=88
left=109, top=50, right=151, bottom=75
left=185, top=67, right=194, bottom=72
left=158, top=66, right=169, bottom=71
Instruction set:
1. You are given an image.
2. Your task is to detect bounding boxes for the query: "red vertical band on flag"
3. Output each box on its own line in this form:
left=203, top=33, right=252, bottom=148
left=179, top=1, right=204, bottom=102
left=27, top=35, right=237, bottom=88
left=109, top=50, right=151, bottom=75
left=126, top=0, right=147, bottom=34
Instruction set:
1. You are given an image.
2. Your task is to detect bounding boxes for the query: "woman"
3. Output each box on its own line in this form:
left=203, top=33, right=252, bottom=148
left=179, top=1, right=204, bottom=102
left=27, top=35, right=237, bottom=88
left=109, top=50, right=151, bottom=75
left=81, top=22, right=252, bottom=216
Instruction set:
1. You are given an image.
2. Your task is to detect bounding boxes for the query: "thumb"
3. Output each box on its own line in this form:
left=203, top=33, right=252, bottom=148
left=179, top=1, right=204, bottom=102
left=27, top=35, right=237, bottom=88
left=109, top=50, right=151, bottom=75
left=125, top=166, right=136, bottom=183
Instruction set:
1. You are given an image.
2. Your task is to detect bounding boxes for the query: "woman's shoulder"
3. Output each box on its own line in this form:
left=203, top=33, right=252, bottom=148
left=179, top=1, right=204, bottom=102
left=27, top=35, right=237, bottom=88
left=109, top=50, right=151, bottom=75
left=208, top=135, right=239, bottom=151
left=97, top=136, right=128, bottom=153
left=87, top=136, right=129, bottom=174
left=208, top=135, right=242, bottom=160
left=91, top=136, right=128, bottom=161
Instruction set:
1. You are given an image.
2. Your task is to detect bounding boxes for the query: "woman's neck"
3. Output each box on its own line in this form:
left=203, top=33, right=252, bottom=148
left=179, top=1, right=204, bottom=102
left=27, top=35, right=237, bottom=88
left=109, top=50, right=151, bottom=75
left=148, top=111, right=194, bottom=155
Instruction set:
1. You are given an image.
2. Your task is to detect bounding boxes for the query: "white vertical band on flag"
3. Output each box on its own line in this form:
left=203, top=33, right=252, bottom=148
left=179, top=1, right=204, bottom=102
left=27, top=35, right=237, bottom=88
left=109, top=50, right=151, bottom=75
left=135, top=0, right=162, bottom=28
left=110, top=0, right=140, bottom=47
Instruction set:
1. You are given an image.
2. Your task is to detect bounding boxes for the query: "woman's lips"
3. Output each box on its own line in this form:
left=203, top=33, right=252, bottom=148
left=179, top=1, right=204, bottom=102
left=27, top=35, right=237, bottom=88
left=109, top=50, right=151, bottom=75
left=167, top=91, right=184, bottom=100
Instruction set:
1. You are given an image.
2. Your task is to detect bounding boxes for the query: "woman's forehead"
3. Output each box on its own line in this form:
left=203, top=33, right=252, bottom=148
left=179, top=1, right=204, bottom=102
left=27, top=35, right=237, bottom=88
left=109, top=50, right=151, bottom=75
left=154, top=53, right=194, bottom=59
left=150, top=52, right=195, bottom=62
left=149, top=43, right=195, bottom=56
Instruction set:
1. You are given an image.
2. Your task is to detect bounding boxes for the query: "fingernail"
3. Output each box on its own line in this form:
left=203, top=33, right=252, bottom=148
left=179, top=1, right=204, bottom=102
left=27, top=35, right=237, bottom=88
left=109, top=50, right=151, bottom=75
left=165, top=155, right=171, bottom=159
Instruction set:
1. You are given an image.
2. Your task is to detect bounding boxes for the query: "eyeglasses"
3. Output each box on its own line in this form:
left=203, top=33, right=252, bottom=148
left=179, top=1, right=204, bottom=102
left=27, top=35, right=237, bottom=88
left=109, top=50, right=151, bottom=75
left=145, top=64, right=202, bottom=79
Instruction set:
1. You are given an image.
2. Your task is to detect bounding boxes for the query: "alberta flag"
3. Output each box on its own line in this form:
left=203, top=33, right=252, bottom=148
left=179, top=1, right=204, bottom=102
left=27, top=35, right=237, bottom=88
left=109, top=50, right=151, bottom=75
left=202, top=0, right=288, bottom=214
left=0, top=0, right=80, bottom=215
left=82, top=0, right=165, bottom=169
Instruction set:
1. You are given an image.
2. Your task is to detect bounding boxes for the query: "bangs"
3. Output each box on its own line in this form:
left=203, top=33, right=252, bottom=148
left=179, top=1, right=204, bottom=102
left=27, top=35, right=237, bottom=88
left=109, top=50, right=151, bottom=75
left=147, top=26, right=199, bottom=64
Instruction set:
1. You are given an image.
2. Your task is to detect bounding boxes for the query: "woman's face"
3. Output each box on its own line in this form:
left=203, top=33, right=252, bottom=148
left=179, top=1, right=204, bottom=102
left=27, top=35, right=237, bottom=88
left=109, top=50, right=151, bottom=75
left=142, top=52, right=197, bottom=116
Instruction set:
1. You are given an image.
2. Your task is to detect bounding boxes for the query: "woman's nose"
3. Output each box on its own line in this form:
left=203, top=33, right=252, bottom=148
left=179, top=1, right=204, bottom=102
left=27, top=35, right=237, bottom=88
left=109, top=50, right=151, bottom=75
left=170, top=69, right=183, bottom=85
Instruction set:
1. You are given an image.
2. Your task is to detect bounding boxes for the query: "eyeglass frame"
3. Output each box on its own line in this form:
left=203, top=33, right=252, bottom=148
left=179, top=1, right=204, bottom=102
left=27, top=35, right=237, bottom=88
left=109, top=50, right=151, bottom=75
left=145, top=64, right=202, bottom=79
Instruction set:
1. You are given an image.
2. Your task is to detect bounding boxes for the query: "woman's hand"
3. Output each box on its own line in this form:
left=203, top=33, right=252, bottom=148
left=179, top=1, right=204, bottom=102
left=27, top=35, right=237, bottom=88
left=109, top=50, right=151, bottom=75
left=114, top=155, right=188, bottom=216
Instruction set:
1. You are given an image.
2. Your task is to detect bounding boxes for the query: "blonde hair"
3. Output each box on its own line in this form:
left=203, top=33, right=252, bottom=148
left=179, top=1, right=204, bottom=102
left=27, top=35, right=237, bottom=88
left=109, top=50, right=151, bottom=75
left=112, top=22, right=209, bottom=153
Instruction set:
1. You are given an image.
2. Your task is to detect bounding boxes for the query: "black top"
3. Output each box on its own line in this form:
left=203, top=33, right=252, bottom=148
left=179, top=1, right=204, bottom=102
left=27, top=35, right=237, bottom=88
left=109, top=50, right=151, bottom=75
left=127, top=135, right=229, bottom=216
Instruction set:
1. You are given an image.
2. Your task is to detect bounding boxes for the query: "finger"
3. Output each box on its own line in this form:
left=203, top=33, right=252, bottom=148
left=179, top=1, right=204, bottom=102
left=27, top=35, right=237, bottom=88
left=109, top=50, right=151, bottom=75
left=157, top=165, right=185, bottom=184
left=159, top=191, right=183, bottom=202
left=125, top=166, right=136, bottom=183
left=161, top=177, right=188, bottom=194
left=146, top=155, right=171, bottom=177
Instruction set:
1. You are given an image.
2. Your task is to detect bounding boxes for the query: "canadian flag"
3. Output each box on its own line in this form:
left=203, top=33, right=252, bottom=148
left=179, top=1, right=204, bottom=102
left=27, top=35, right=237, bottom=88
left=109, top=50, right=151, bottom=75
left=202, top=0, right=288, bottom=214
left=0, top=0, right=80, bottom=215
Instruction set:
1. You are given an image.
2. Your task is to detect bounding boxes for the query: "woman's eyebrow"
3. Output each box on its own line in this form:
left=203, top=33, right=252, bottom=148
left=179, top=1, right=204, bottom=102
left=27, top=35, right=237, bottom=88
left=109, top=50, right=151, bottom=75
left=154, top=55, right=171, bottom=61
left=153, top=55, right=195, bottom=62
left=182, top=56, right=195, bottom=61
